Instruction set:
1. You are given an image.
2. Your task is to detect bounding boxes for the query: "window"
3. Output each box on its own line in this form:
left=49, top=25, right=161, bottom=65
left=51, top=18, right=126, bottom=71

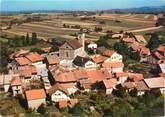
left=66, top=52, right=69, bottom=57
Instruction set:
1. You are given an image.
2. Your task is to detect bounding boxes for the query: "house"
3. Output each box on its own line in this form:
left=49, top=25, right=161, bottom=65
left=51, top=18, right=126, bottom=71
left=79, top=78, right=92, bottom=92
left=103, top=50, right=123, bottom=63
left=87, top=69, right=112, bottom=84
left=134, top=81, right=149, bottom=96
left=157, top=45, right=165, bottom=57
left=157, top=63, right=165, bottom=74
left=102, top=62, right=124, bottom=74
left=25, top=52, right=44, bottom=65
left=134, top=35, right=147, bottom=44
left=91, top=55, right=108, bottom=66
left=144, top=77, right=165, bottom=94
left=45, top=55, right=60, bottom=67
left=112, top=33, right=123, bottom=39
left=14, top=65, right=38, bottom=83
left=115, top=72, right=128, bottom=84
left=128, top=73, right=144, bottom=82
left=35, top=64, right=48, bottom=79
left=59, top=38, right=85, bottom=60
left=87, top=42, right=97, bottom=49
left=60, top=83, right=78, bottom=95
left=73, top=56, right=96, bottom=69
left=73, top=69, right=88, bottom=81
left=48, top=83, right=70, bottom=102
left=11, top=76, right=23, bottom=96
left=58, top=100, right=68, bottom=109
left=122, top=37, right=134, bottom=44
left=123, top=82, right=136, bottom=91
left=25, top=89, right=46, bottom=109
left=53, top=72, right=76, bottom=83
left=3, top=74, right=15, bottom=92
left=101, top=79, right=117, bottom=94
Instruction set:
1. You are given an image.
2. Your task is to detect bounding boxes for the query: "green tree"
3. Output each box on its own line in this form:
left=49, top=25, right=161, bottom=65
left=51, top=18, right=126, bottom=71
left=147, top=33, right=159, bottom=51
left=26, top=33, right=30, bottom=45
left=21, top=36, right=26, bottom=46
left=37, top=104, right=47, bottom=114
left=31, top=32, right=37, bottom=45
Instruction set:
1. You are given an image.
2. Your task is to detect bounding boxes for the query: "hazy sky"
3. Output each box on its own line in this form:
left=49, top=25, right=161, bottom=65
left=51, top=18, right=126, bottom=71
left=1, top=0, right=165, bottom=11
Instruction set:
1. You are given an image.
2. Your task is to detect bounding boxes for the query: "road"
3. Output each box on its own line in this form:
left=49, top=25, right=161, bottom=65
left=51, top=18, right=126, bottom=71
left=126, top=26, right=163, bottom=33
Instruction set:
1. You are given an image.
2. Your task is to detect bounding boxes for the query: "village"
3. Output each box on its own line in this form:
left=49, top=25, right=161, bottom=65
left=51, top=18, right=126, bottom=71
left=0, top=24, right=165, bottom=116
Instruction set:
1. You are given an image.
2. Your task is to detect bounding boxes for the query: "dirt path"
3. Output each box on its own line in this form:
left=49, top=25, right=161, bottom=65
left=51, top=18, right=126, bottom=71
left=126, top=26, right=163, bottom=32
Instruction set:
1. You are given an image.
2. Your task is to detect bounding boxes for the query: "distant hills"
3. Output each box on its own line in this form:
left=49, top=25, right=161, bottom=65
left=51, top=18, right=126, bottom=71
left=108, top=6, right=165, bottom=13
left=1, top=6, right=165, bottom=15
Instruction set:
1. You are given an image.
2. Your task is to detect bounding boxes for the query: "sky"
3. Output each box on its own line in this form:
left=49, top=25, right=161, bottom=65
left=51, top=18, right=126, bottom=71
left=1, top=0, right=165, bottom=11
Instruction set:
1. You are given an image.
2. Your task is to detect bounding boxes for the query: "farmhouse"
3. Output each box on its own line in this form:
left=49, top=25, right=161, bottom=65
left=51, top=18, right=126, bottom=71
left=11, top=76, right=23, bottom=96
left=48, top=83, right=70, bottom=102
left=101, top=79, right=117, bottom=94
left=73, top=56, right=96, bottom=69
left=25, top=89, right=46, bottom=109
left=144, top=77, right=165, bottom=94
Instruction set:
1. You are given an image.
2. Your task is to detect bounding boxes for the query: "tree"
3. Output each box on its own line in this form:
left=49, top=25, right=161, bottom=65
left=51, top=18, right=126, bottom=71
left=129, top=88, right=138, bottom=97
left=147, top=33, right=159, bottom=51
left=37, top=104, right=47, bottom=114
left=21, top=36, right=26, bottom=46
left=31, top=32, right=37, bottom=45
left=26, top=33, right=30, bottom=45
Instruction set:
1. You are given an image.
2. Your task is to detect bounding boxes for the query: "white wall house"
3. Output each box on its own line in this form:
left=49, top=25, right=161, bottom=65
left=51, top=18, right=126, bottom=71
left=25, top=89, right=46, bottom=109
left=87, top=42, right=97, bottom=49
left=104, top=52, right=123, bottom=63
left=50, top=90, right=70, bottom=102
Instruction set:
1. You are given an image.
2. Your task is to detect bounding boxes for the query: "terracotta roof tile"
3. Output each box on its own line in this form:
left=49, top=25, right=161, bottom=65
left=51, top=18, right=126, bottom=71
left=48, top=83, right=69, bottom=95
left=69, top=99, right=78, bottom=106
left=73, top=69, right=88, bottom=80
left=46, top=55, right=59, bottom=65
left=115, top=72, right=128, bottom=78
left=103, top=79, right=117, bottom=89
left=154, top=51, right=163, bottom=59
left=54, top=72, right=76, bottom=83
left=26, top=53, right=44, bottom=62
left=58, top=100, right=68, bottom=108
left=25, top=89, right=46, bottom=100
left=135, top=81, right=149, bottom=91
left=123, top=82, right=136, bottom=89
left=135, top=35, right=147, bottom=43
left=103, top=50, right=115, bottom=57
left=15, top=57, right=31, bottom=66
left=129, top=73, right=144, bottom=81
left=92, top=55, right=107, bottom=63
left=11, top=76, right=21, bottom=86
left=144, top=77, right=165, bottom=88
left=157, top=45, right=165, bottom=53
left=102, top=62, right=124, bottom=68
left=65, top=39, right=82, bottom=50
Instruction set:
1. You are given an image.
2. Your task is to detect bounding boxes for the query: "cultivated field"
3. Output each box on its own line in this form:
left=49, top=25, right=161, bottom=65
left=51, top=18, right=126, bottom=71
left=1, top=13, right=161, bottom=41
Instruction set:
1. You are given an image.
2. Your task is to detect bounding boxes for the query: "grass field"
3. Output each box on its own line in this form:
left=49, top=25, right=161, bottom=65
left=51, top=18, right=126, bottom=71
left=1, top=13, right=158, bottom=41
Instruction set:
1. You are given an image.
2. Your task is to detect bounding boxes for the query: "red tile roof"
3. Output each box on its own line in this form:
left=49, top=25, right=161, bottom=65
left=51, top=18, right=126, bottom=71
left=55, top=72, right=76, bottom=83
left=102, top=62, right=124, bottom=68
left=129, top=73, right=144, bottom=81
left=87, top=70, right=111, bottom=83
left=26, top=53, right=44, bottom=62
left=73, top=69, right=88, bottom=80
left=135, top=81, right=149, bottom=91
left=15, top=57, right=31, bottom=66
left=60, top=83, right=76, bottom=89
left=122, top=38, right=134, bottom=43
left=58, top=100, right=68, bottom=108
left=41, top=47, right=51, bottom=53
left=135, top=35, right=147, bottom=43
left=144, top=77, right=165, bottom=88
left=115, top=72, right=128, bottom=78
left=154, top=52, right=163, bottom=59
left=103, top=79, right=117, bottom=89
left=46, top=56, right=59, bottom=65
left=103, top=50, right=115, bottom=57
left=18, top=65, right=37, bottom=78
left=92, top=55, right=107, bottom=63
left=25, top=89, right=46, bottom=100
left=123, top=82, right=136, bottom=89
left=157, top=45, right=165, bottom=53
left=11, top=76, right=21, bottom=86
